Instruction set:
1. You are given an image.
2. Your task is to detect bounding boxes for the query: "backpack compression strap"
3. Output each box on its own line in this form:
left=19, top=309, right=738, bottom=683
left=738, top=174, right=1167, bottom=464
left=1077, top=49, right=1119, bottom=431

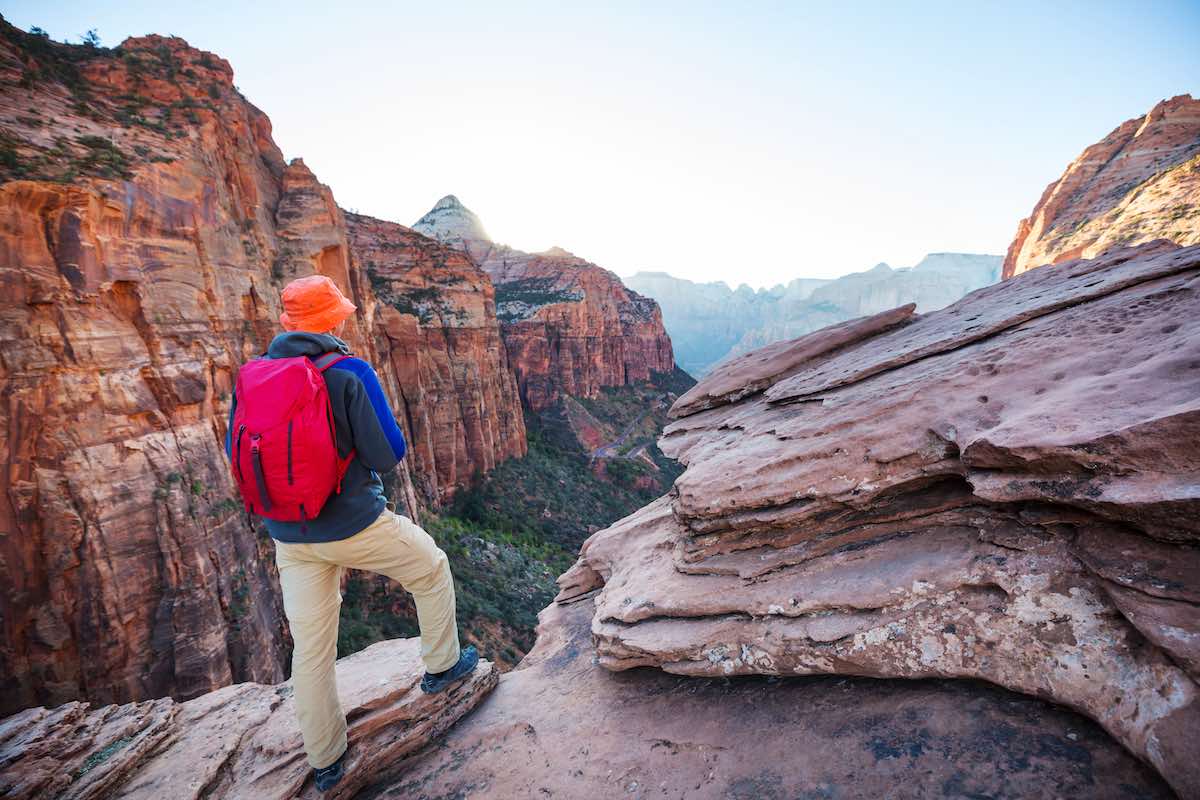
left=312, top=352, right=350, bottom=372
left=310, top=351, right=357, bottom=489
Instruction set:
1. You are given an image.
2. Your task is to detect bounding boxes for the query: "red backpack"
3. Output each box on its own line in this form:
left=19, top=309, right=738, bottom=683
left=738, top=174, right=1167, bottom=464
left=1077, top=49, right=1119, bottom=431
left=231, top=352, right=354, bottom=524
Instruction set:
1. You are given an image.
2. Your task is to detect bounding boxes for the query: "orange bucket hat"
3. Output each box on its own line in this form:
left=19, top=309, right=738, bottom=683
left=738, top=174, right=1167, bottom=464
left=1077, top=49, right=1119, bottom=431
left=279, top=275, right=357, bottom=332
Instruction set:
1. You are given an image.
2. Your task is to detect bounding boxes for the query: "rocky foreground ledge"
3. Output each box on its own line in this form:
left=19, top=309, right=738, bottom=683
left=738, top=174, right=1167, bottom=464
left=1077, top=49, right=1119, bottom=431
left=0, top=640, right=496, bottom=799
left=557, top=241, right=1200, bottom=798
left=368, top=600, right=1171, bottom=798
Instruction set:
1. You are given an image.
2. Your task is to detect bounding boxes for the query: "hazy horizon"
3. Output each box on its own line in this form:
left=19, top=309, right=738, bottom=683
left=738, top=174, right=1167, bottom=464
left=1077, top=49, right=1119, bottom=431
left=4, top=1, right=1198, bottom=288
left=621, top=250, right=1003, bottom=292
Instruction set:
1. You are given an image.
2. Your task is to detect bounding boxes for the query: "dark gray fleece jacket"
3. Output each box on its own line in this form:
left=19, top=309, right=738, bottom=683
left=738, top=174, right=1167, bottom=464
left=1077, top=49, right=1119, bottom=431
left=225, top=332, right=407, bottom=543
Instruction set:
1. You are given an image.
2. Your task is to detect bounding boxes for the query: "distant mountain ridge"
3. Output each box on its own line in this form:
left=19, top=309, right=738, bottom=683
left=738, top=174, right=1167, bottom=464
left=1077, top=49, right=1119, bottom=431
left=627, top=252, right=1001, bottom=376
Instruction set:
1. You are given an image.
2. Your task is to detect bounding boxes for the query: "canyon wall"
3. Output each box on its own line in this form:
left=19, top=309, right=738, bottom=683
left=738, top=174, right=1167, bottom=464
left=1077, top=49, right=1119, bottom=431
left=345, top=212, right=526, bottom=501
left=0, top=26, right=302, bottom=717
left=1003, top=94, right=1200, bottom=279
left=3, top=241, right=1188, bottom=798
left=0, top=24, right=514, bottom=715
left=414, top=196, right=677, bottom=410
left=485, top=247, right=676, bottom=410
left=557, top=242, right=1200, bottom=797
left=622, top=272, right=805, bottom=377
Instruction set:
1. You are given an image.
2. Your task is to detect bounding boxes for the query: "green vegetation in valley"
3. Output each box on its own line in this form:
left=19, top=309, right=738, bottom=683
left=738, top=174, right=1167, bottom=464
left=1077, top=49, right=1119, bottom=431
left=337, top=571, right=420, bottom=659
left=455, top=369, right=693, bottom=550
left=337, top=514, right=570, bottom=667
left=650, top=365, right=699, bottom=397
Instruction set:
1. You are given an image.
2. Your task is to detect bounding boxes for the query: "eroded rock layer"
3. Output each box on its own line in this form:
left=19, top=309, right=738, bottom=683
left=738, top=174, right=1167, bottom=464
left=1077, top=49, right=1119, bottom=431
left=371, top=600, right=1172, bottom=799
left=1003, top=94, right=1200, bottom=279
left=485, top=246, right=676, bottom=410
left=345, top=212, right=526, bottom=501
left=556, top=242, right=1200, bottom=797
left=0, top=638, right=497, bottom=800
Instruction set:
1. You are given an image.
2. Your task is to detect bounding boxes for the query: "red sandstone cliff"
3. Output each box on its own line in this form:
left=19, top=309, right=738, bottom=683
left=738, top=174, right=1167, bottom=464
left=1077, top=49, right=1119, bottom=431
left=0, top=24, right=514, bottom=715
left=486, top=247, right=676, bottom=410
left=0, top=25, right=1192, bottom=798
left=1003, top=94, right=1200, bottom=279
left=0, top=25, right=303, bottom=716
left=414, top=196, right=677, bottom=410
left=345, top=212, right=526, bottom=501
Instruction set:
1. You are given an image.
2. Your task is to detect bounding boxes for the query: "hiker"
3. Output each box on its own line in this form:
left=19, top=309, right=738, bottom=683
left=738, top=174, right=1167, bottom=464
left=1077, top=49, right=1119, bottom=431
left=225, top=274, right=478, bottom=792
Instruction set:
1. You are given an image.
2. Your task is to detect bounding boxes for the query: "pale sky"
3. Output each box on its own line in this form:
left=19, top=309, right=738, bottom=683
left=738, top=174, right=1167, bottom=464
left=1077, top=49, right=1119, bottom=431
left=5, top=1, right=1199, bottom=287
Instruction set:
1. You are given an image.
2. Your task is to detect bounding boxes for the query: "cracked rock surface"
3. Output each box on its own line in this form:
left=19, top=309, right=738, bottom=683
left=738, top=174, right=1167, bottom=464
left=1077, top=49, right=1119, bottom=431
left=0, top=638, right=496, bottom=800
left=556, top=242, right=1200, bottom=798
left=370, top=600, right=1171, bottom=799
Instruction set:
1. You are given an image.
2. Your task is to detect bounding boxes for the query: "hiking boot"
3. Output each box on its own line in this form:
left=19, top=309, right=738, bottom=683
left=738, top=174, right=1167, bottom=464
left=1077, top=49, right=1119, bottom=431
left=313, top=749, right=346, bottom=792
left=420, top=646, right=479, bottom=694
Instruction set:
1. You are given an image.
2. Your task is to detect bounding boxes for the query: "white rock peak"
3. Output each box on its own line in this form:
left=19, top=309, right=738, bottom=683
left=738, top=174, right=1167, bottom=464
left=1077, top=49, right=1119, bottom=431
left=413, top=194, right=491, bottom=247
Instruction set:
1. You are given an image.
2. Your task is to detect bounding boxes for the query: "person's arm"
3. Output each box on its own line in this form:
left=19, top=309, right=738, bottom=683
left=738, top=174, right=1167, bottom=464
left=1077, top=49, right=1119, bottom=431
left=342, top=362, right=407, bottom=472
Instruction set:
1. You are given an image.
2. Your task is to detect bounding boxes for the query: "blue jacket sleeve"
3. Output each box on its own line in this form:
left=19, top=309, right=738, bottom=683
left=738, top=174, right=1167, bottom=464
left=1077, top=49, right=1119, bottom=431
left=340, top=360, right=407, bottom=472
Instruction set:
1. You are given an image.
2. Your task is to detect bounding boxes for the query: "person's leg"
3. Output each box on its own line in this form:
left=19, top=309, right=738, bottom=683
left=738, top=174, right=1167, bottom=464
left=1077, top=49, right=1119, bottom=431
left=275, top=541, right=347, bottom=769
left=326, top=509, right=461, bottom=673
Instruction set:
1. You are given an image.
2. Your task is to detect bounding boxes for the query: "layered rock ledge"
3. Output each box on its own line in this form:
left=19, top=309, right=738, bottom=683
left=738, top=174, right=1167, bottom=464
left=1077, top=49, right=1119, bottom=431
left=372, top=600, right=1172, bottom=798
left=0, top=639, right=496, bottom=799
left=556, top=242, right=1200, bottom=797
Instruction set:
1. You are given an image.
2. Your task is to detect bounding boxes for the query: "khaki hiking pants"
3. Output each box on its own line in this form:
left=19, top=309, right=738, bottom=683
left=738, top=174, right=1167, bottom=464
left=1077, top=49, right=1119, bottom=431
left=274, top=508, right=461, bottom=769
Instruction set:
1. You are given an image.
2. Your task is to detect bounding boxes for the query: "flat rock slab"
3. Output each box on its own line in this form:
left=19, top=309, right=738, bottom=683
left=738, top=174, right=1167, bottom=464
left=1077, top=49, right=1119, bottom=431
left=0, top=638, right=496, bottom=799
left=763, top=240, right=1188, bottom=403
left=367, top=601, right=1172, bottom=800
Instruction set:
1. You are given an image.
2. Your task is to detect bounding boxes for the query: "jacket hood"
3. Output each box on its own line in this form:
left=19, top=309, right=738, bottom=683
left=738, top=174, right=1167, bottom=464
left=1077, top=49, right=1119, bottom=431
left=266, top=331, right=352, bottom=359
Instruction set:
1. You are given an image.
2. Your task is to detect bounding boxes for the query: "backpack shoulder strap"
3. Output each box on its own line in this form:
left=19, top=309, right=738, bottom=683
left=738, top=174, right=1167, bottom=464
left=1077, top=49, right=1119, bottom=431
left=311, top=352, right=351, bottom=372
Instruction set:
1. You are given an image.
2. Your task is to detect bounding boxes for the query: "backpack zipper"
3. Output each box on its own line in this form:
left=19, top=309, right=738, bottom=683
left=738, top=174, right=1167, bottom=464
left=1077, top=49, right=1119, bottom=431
left=235, top=425, right=246, bottom=481
left=286, top=420, right=294, bottom=485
